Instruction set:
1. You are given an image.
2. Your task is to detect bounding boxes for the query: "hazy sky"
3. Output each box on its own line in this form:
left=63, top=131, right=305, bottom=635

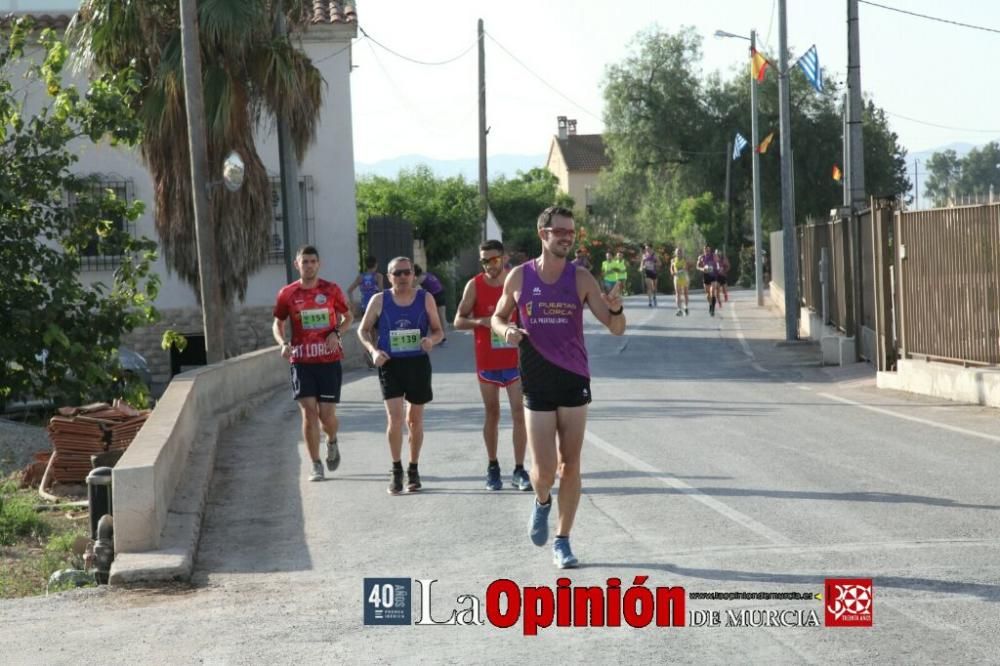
left=15, top=0, right=1000, bottom=165
left=350, top=0, right=1000, bottom=163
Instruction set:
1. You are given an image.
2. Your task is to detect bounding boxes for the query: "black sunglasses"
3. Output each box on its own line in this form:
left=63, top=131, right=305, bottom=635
left=391, top=269, right=412, bottom=277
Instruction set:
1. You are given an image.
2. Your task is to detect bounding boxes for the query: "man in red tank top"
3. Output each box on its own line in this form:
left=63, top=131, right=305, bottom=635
left=454, top=239, right=531, bottom=493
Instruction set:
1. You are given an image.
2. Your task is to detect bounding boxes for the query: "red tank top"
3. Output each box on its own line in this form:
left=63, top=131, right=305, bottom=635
left=472, top=273, right=519, bottom=371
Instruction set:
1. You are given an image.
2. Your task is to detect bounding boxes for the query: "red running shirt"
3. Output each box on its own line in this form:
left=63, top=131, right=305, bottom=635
left=472, top=272, right=519, bottom=371
left=273, top=279, right=349, bottom=364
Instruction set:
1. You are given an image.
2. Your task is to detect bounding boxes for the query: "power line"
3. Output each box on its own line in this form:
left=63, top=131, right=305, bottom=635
left=312, top=36, right=362, bottom=65
left=359, top=26, right=478, bottom=66
left=483, top=30, right=603, bottom=123
left=858, top=1, right=1000, bottom=35
left=883, top=109, right=1000, bottom=134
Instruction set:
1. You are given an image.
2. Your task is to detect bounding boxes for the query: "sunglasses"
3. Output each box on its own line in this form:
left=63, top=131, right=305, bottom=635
left=479, top=256, right=503, bottom=267
left=391, top=269, right=412, bottom=277
left=543, top=227, right=576, bottom=238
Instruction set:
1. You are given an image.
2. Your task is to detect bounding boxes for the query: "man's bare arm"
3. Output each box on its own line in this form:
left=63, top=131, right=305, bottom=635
left=453, top=279, right=483, bottom=331
left=581, top=268, right=626, bottom=335
left=355, top=293, right=383, bottom=355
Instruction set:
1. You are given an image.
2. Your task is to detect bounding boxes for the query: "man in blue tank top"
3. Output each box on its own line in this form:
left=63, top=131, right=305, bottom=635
left=356, top=256, right=445, bottom=495
left=347, top=255, right=384, bottom=315
left=491, top=206, right=626, bottom=568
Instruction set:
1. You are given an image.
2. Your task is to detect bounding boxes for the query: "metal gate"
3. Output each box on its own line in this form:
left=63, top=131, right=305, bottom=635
left=365, top=216, right=414, bottom=274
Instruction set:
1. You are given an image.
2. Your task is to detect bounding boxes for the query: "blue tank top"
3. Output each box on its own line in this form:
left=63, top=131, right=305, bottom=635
left=359, top=272, right=379, bottom=308
left=377, top=288, right=429, bottom=358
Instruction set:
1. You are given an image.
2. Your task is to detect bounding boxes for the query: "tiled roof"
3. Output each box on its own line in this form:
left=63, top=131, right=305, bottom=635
left=554, top=134, right=610, bottom=172
left=310, top=0, right=357, bottom=24
left=0, top=12, right=73, bottom=31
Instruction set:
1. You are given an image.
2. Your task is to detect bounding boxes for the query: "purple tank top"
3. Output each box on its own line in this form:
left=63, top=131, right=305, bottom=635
left=517, top=260, right=589, bottom=378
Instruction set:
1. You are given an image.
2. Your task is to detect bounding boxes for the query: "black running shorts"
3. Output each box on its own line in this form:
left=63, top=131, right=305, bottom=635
left=290, top=361, right=342, bottom=403
left=703, top=274, right=716, bottom=284
left=523, top=385, right=592, bottom=412
left=378, top=354, right=433, bottom=404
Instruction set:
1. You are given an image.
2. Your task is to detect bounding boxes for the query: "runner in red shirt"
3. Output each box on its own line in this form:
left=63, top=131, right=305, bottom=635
left=272, top=245, right=353, bottom=482
left=454, top=239, right=531, bottom=492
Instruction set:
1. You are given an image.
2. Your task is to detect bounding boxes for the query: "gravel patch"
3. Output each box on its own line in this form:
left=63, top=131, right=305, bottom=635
left=0, top=418, right=51, bottom=478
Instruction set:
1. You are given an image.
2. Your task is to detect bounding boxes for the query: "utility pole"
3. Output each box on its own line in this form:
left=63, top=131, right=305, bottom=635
left=179, top=0, right=225, bottom=363
left=847, top=0, right=865, bottom=347
left=750, top=30, right=764, bottom=306
left=914, top=158, right=919, bottom=209
left=724, top=139, right=732, bottom=253
left=276, top=0, right=305, bottom=282
left=477, top=18, right=488, bottom=242
left=777, top=0, right=798, bottom=341
left=846, top=0, right=866, bottom=211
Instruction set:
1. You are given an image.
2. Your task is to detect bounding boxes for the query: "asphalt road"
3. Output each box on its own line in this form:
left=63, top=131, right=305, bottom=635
left=3, top=289, right=1000, bottom=664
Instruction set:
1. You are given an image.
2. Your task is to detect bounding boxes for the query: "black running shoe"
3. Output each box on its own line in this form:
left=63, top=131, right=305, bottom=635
left=406, top=467, right=422, bottom=492
left=387, top=468, right=403, bottom=495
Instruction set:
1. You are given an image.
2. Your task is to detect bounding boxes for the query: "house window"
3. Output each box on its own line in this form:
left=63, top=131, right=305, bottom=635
left=268, top=175, right=314, bottom=264
left=68, top=175, right=135, bottom=272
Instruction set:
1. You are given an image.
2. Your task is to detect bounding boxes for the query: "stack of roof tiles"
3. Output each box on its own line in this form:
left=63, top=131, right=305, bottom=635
left=310, top=0, right=357, bottom=24
left=46, top=402, right=149, bottom=484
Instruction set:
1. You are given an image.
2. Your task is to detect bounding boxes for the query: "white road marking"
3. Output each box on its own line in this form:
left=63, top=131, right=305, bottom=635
left=817, top=392, right=1000, bottom=444
left=584, top=429, right=795, bottom=546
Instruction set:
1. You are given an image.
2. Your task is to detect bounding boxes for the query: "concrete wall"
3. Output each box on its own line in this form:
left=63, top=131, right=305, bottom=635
left=113, top=347, right=287, bottom=553
left=878, top=359, right=1000, bottom=409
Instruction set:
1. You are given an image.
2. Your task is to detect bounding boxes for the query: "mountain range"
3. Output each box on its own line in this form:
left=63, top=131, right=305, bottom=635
left=355, top=153, right=546, bottom=181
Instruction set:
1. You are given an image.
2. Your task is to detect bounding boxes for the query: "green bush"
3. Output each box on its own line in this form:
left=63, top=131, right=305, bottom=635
left=0, top=484, right=49, bottom=546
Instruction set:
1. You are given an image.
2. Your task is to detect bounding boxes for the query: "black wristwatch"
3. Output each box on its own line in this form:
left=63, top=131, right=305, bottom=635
left=609, top=306, right=624, bottom=316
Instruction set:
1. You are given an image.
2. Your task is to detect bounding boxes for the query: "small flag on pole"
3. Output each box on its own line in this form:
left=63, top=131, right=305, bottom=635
left=832, top=164, right=842, bottom=181
left=797, top=44, right=823, bottom=93
left=751, top=48, right=769, bottom=82
left=733, top=133, right=748, bottom=160
left=757, top=131, right=775, bottom=154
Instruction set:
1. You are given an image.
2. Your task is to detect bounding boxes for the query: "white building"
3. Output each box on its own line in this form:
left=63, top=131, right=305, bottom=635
left=5, top=2, right=360, bottom=383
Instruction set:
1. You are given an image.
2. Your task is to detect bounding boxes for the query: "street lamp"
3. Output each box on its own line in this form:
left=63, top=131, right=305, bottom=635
left=714, top=29, right=765, bottom=307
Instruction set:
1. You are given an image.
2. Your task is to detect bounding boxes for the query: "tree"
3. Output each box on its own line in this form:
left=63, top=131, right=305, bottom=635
left=598, top=27, right=910, bottom=248
left=488, top=168, right=573, bottom=256
left=71, top=0, right=323, bottom=304
left=0, top=23, right=158, bottom=408
left=356, top=166, right=480, bottom=266
left=923, top=149, right=961, bottom=207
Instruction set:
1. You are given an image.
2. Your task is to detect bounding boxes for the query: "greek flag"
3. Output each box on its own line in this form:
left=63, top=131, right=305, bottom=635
left=798, top=44, right=822, bottom=93
left=732, top=132, right=748, bottom=160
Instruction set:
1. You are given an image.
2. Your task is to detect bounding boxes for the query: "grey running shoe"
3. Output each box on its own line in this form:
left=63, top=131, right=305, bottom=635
left=675, top=309, right=683, bottom=317
left=387, top=467, right=403, bottom=495
left=309, top=461, right=324, bottom=482
left=325, top=436, right=340, bottom=472
left=486, top=464, right=503, bottom=491
left=552, top=537, right=579, bottom=569
left=406, top=466, right=422, bottom=492
left=529, top=497, right=552, bottom=546
left=512, top=468, right=533, bottom=491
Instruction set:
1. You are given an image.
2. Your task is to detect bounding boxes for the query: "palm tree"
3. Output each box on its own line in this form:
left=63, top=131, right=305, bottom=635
left=70, top=0, right=323, bottom=304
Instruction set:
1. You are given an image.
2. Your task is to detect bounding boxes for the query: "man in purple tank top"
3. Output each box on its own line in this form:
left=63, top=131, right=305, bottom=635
left=491, top=206, right=626, bottom=569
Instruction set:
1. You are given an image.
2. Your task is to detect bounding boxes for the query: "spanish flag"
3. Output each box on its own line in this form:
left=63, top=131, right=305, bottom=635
left=832, top=164, right=842, bottom=182
left=757, top=131, right=775, bottom=154
left=751, top=48, right=769, bottom=82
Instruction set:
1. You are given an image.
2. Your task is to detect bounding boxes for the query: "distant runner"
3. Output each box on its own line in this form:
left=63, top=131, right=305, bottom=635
left=671, top=247, right=690, bottom=316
